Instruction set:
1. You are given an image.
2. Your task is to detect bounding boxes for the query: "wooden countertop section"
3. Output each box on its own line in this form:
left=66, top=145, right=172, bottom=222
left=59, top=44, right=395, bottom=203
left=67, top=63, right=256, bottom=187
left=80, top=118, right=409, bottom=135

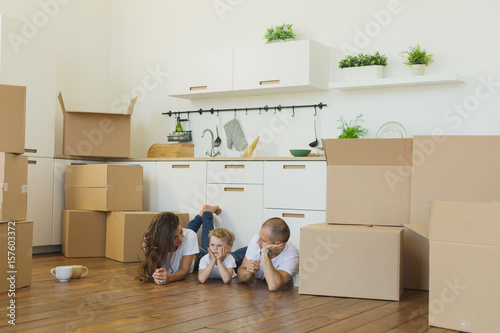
left=55, top=155, right=326, bottom=161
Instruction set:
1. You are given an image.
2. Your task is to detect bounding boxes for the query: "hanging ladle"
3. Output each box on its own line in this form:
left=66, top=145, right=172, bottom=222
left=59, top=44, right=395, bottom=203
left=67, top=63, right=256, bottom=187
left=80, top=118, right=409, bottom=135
left=309, top=107, right=319, bottom=148
left=214, top=114, right=222, bottom=147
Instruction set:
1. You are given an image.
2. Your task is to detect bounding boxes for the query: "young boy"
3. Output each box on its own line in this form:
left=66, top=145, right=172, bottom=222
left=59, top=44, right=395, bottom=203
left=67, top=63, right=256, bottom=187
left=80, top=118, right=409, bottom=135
left=198, top=228, right=237, bottom=284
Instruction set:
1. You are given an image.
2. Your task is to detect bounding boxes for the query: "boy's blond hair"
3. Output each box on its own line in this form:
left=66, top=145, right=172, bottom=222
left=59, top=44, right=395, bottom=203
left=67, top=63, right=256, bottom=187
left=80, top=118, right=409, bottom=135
left=208, top=228, right=235, bottom=247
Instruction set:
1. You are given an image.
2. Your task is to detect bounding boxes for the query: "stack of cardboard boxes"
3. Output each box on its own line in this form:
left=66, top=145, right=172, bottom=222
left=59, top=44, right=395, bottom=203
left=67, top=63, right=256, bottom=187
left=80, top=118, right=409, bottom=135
left=0, top=84, right=33, bottom=293
left=299, top=136, right=500, bottom=332
left=59, top=95, right=189, bottom=263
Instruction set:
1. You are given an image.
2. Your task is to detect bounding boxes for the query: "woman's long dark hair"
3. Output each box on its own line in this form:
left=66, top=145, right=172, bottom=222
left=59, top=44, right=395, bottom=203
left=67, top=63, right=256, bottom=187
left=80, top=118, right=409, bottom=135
left=136, top=212, right=180, bottom=283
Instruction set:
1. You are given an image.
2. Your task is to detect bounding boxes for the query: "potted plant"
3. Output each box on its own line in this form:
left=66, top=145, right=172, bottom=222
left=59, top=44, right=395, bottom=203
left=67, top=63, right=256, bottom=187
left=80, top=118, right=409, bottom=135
left=338, top=113, right=368, bottom=138
left=264, top=23, right=297, bottom=43
left=338, top=52, right=388, bottom=81
left=400, top=44, right=434, bottom=76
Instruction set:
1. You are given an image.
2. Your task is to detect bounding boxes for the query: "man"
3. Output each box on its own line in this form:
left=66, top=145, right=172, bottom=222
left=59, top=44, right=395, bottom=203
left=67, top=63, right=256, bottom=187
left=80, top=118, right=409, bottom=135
left=237, top=217, right=299, bottom=291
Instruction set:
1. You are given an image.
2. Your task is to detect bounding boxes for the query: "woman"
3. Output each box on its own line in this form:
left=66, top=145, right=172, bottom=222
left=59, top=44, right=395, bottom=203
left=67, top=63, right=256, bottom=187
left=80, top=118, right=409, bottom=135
left=136, top=205, right=221, bottom=284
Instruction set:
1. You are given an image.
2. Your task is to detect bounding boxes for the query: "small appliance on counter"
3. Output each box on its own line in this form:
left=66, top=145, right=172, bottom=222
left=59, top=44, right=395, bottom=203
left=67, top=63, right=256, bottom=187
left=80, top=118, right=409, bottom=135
left=167, top=130, right=192, bottom=142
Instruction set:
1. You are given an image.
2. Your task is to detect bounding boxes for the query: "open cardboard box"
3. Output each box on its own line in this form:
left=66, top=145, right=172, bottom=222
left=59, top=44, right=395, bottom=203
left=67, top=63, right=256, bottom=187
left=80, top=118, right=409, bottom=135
left=405, top=201, right=500, bottom=333
left=58, top=92, right=137, bottom=158
left=0, top=84, right=26, bottom=154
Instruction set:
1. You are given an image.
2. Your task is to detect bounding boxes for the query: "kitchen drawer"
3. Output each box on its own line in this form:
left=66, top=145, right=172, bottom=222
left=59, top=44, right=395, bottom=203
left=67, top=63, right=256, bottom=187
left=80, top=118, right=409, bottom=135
left=263, top=209, right=326, bottom=251
left=264, top=161, right=326, bottom=210
left=207, top=161, right=263, bottom=184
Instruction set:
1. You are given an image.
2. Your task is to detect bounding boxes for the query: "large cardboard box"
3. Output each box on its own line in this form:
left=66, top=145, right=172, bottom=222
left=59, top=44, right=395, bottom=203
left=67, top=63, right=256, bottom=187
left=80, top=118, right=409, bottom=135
left=62, top=210, right=106, bottom=257
left=323, top=138, right=412, bottom=226
left=0, top=221, right=33, bottom=293
left=407, top=135, right=500, bottom=290
left=65, top=164, right=143, bottom=211
left=0, top=153, right=28, bottom=222
left=58, top=92, right=137, bottom=158
left=426, top=201, right=500, bottom=333
left=299, top=223, right=403, bottom=301
left=0, top=84, right=26, bottom=154
left=106, top=211, right=190, bottom=262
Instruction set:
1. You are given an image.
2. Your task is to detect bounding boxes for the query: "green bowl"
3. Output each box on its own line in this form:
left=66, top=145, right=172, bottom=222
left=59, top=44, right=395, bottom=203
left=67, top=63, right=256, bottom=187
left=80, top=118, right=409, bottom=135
left=289, top=149, right=311, bottom=157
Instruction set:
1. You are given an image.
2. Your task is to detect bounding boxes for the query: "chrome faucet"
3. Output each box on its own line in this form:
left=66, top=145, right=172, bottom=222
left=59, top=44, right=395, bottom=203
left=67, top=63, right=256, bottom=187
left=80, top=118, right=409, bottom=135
left=202, top=129, right=220, bottom=157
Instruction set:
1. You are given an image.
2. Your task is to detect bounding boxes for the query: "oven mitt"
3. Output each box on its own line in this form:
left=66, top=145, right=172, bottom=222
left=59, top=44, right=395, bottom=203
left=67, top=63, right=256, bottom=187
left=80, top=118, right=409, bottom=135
left=223, top=118, right=247, bottom=151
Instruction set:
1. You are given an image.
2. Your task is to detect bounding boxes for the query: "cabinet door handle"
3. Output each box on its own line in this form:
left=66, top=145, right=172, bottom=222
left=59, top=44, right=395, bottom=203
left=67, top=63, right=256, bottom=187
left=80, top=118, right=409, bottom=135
left=71, top=163, right=88, bottom=165
left=25, top=148, right=37, bottom=154
left=190, top=85, right=207, bottom=91
left=282, top=213, right=305, bottom=219
left=172, top=165, right=190, bottom=169
left=28, top=160, right=37, bottom=165
left=224, top=187, right=244, bottom=192
left=259, top=80, right=280, bottom=85
left=225, top=165, right=245, bottom=169
left=283, top=165, right=306, bottom=169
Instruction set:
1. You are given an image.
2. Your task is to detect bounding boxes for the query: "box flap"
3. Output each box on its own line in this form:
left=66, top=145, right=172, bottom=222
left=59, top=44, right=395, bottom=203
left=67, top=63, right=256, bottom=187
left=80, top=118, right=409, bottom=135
left=403, top=223, right=429, bottom=239
left=323, top=138, right=413, bottom=166
left=58, top=92, right=66, bottom=114
left=126, top=97, right=138, bottom=115
left=430, top=201, right=500, bottom=246
left=59, top=92, right=136, bottom=116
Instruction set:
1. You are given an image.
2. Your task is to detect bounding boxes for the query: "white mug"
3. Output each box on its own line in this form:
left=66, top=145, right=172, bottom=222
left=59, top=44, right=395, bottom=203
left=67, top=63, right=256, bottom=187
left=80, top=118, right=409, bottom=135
left=50, top=266, right=73, bottom=282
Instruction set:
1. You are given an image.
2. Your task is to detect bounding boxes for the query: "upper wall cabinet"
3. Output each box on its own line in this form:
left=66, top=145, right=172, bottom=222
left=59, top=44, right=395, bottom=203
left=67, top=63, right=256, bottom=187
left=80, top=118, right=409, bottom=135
left=166, top=49, right=233, bottom=99
left=166, top=40, right=331, bottom=99
left=232, top=40, right=330, bottom=95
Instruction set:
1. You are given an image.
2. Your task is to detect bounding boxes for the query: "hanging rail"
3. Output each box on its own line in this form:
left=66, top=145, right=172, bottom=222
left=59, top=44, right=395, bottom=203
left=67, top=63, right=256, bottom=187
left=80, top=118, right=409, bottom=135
left=162, top=102, right=327, bottom=118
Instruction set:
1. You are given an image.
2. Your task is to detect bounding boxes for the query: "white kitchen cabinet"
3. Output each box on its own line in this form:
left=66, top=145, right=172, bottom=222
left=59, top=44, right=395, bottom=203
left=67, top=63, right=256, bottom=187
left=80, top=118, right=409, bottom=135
left=0, top=15, right=56, bottom=158
left=111, top=161, right=157, bottom=211
left=207, top=184, right=263, bottom=250
left=262, top=209, right=326, bottom=252
left=52, top=159, right=102, bottom=246
left=233, top=40, right=331, bottom=95
left=207, top=161, right=263, bottom=184
left=27, top=157, right=54, bottom=246
left=156, top=161, right=207, bottom=221
left=263, top=161, right=326, bottom=210
left=166, top=49, right=233, bottom=99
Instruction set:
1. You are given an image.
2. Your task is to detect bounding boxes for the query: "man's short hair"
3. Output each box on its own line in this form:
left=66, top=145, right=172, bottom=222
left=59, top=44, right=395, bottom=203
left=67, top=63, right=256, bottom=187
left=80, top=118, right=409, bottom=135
left=262, top=217, right=290, bottom=243
left=208, top=228, right=235, bottom=246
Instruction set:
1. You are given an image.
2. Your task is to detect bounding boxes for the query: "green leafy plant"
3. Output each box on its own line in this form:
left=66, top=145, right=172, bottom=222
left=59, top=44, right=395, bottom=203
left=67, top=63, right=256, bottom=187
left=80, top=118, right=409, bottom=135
left=338, top=52, right=388, bottom=69
left=264, top=23, right=297, bottom=42
left=338, top=113, right=368, bottom=139
left=400, top=44, right=434, bottom=66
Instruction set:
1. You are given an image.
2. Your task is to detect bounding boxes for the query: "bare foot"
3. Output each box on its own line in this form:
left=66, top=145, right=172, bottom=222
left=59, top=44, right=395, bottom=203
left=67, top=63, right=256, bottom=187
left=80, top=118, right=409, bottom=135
left=202, top=205, right=222, bottom=215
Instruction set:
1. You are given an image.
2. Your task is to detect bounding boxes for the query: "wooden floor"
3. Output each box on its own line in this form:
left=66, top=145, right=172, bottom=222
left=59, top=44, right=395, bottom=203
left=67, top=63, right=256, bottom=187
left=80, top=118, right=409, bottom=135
left=0, top=253, right=458, bottom=333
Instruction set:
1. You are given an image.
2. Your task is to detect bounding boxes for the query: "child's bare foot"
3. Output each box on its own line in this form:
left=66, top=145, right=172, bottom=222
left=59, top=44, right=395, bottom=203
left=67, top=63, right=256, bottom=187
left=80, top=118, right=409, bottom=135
left=202, top=205, right=222, bottom=215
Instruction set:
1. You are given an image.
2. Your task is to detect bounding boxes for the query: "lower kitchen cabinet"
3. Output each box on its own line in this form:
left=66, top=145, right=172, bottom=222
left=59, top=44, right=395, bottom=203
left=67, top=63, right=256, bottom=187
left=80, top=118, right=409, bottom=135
left=207, top=184, right=263, bottom=250
left=262, top=209, right=326, bottom=252
left=27, top=157, right=54, bottom=246
left=156, top=161, right=207, bottom=221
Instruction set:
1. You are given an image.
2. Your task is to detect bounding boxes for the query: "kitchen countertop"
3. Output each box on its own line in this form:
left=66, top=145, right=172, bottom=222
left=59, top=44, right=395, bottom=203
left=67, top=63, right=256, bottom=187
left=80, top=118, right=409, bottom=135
left=55, top=155, right=326, bottom=161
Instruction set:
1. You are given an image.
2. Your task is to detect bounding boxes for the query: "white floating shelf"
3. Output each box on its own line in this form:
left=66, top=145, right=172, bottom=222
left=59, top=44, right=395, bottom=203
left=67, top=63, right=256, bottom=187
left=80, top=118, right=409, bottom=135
left=329, top=73, right=466, bottom=90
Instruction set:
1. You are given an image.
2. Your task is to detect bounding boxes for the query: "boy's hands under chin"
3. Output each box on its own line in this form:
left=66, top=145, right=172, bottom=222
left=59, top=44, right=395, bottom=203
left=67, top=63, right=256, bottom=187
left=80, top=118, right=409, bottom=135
left=216, top=247, right=229, bottom=263
left=208, top=247, right=217, bottom=262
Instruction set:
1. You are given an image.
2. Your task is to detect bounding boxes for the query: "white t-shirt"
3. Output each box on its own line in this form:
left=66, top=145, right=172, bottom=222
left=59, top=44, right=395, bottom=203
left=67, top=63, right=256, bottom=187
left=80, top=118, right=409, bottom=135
left=199, top=253, right=237, bottom=279
left=162, top=228, right=199, bottom=274
left=245, top=234, right=299, bottom=280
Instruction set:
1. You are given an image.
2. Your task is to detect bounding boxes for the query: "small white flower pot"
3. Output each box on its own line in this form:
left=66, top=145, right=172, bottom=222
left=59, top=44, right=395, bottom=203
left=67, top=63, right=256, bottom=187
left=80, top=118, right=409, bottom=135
left=411, top=64, right=427, bottom=76
left=342, top=65, right=385, bottom=81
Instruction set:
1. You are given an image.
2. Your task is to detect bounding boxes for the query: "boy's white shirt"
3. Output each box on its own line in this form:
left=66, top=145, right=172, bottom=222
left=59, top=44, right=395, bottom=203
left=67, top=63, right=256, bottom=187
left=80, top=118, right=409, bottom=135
left=199, top=253, right=237, bottom=279
left=163, top=228, right=199, bottom=274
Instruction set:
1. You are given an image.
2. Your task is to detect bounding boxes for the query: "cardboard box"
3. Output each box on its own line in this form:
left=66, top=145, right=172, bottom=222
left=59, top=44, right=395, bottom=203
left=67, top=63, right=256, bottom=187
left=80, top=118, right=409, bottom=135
left=0, top=153, right=28, bottom=222
left=65, top=164, right=143, bottom=211
left=58, top=92, right=137, bottom=158
left=407, top=135, right=500, bottom=290
left=62, top=210, right=106, bottom=257
left=323, top=138, right=412, bottom=226
left=0, top=84, right=26, bottom=154
left=0, top=221, right=33, bottom=293
left=106, top=211, right=189, bottom=262
left=299, top=223, right=403, bottom=301
left=425, top=201, right=500, bottom=333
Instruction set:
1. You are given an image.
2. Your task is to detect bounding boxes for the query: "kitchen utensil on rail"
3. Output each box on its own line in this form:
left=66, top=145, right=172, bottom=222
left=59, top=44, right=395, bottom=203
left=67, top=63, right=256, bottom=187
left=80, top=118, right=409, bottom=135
left=214, top=115, right=221, bottom=147
left=309, top=115, right=319, bottom=148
